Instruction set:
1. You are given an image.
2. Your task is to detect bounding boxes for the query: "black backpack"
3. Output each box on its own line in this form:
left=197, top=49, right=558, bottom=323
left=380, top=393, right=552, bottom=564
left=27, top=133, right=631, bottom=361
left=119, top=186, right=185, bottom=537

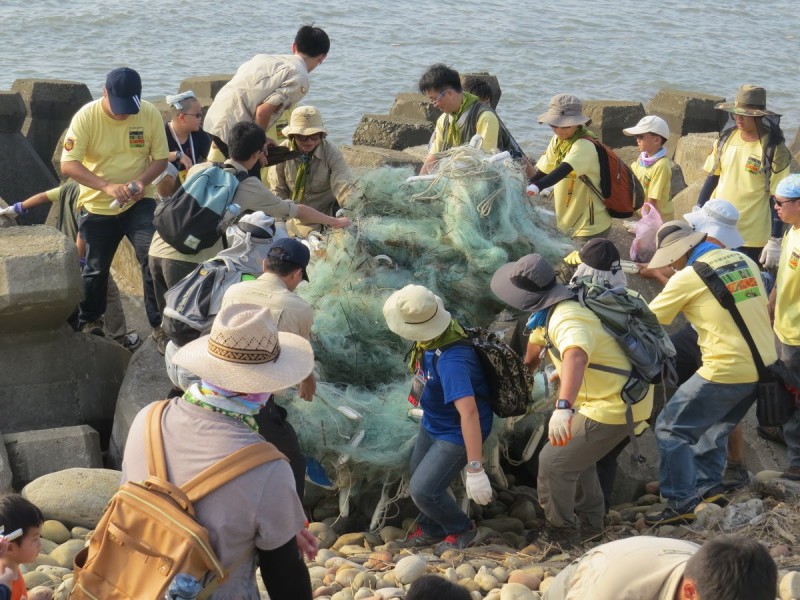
left=434, top=327, right=534, bottom=418
left=153, top=163, right=249, bottom=255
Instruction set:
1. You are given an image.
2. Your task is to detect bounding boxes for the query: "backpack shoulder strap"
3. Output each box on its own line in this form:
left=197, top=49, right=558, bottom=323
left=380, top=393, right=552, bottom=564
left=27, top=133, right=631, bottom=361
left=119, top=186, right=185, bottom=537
left=181, top=441, right=287, bottom=503
left=432, top=339, right=474, bottom=373
left=145, top=400, right=171, bottom=480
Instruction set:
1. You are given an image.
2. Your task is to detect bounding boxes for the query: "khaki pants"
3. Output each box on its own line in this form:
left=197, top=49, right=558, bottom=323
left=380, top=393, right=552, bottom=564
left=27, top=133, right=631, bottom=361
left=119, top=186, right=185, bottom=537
left=537, top=412, right=630, bottom=531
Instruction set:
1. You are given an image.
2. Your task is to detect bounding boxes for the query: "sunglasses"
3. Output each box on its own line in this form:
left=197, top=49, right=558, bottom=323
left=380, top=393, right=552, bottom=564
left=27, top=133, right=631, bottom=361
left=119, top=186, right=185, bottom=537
left=774, top=197, right=800, bottom=207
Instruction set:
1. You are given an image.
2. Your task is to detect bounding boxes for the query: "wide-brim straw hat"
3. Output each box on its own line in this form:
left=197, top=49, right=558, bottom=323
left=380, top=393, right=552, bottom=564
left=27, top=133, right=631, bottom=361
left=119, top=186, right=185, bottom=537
left=383, top=284, right=452, bottom=342
left=683, top=200, right=744, bottom=250
left=538, top=94, right=590, bottom=127
left=647, top=221, right=708, bottom=270
left=715, top=84, right=780, bottom=117
left=282, top=106, right=328, bottom=137
left=172, top=303, right=314, bottom=393
left=491, top=254, right=575, bottom=312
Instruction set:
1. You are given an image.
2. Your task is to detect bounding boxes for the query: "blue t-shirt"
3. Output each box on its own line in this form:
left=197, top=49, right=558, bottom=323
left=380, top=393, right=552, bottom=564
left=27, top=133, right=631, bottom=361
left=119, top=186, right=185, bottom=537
left=419, top=344, right=493, bottom=445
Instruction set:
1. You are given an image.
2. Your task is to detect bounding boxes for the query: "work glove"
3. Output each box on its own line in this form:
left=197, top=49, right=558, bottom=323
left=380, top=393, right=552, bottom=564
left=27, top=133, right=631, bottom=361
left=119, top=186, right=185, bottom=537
left=548, top=408, right=574, bottom=446
left=759, top=237, right=782, bottom=269
left=564, top=250, right=581, bottom=265
left=526, top=183, right=540, bottom=197
left=465, top=468, right=493, bottom=505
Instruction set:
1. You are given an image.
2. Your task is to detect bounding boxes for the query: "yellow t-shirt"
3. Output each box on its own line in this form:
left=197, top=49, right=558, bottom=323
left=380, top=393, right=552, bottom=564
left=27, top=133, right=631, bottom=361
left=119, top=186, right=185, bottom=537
left=61, top=99, right=169, bottom=215
left=649, top=248, right=776, bottom=383
left=536, top=137, right=610, bottom=238
left=775, top=226, right=800, bottom=346
left=702, top=130, right=790, bottom=247
left=630, top=156, right=673, bottom=220
left=546, top=300, right=653, bottom=426
left=430, top=109, right=499, bottom=153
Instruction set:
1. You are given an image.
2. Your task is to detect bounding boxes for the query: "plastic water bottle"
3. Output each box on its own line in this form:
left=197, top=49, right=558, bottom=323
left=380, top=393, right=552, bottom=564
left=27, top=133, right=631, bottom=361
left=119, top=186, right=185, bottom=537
left=218, top=202, right=241, bottom=231
left=165, top=573, right=202, bottom=599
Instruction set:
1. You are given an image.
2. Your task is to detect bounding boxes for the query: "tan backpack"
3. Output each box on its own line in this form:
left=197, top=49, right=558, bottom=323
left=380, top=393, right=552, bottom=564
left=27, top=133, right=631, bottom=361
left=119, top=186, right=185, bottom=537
left=70, top=400, right=286, bottom=599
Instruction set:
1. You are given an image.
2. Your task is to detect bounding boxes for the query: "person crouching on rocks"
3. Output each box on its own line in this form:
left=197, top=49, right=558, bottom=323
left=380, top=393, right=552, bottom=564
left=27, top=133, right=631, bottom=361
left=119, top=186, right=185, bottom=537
left=383, top=284, right=493, bottom=549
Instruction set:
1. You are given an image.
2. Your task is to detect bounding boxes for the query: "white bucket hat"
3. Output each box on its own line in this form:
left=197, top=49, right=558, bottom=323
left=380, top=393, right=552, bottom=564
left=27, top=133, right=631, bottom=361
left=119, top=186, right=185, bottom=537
left=683, top=200, right=744, bottom=249
left=383, top=284, right=452, bottom=342
left=623, top=115, right=670, bottom=140
left=172, top=303, right=314, bottom=393
left=282, top=106, right=328, bottom=137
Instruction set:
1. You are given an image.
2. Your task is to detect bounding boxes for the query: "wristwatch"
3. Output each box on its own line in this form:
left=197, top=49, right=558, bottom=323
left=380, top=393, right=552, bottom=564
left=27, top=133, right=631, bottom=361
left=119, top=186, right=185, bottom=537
left=555, top=399, right=573, bottom=411
left=175, top=150, right=183, bottom=161
left=467, top=460, right=482, bottom=471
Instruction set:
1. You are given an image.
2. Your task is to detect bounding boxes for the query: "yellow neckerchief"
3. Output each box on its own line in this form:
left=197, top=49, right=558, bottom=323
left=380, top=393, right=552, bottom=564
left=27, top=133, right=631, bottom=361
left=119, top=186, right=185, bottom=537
left=408, top=319, right=467, bottom=373
left=446, top=92, right=480, bottom=148
left=553, top=125, right=595, bottom=167
left=290, top=138, right=318, bottom=201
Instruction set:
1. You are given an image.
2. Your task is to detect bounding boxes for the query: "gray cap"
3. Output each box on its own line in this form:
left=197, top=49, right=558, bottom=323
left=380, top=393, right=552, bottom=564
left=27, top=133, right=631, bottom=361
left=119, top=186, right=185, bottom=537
left=491, top=254, right=575, bottom=311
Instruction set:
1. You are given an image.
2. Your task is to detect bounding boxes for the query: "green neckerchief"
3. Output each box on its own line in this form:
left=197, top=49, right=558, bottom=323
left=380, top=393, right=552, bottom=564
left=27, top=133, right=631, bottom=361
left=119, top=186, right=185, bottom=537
left=182, top=385, right=259, bottom=432
left=408, top=319, right=467, bottom=373
left=553, top=125, right=595, bottom=167
left=290, top=138, right=317, bottom=201
left=446, top=92, right=480, bottom=148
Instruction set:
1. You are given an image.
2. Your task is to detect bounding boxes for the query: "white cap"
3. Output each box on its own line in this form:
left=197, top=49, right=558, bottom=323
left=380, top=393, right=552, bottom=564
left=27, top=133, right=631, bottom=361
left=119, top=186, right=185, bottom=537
left=683, top=200, right=744, bottom=249
left=623, top=115, right=670, bottom=140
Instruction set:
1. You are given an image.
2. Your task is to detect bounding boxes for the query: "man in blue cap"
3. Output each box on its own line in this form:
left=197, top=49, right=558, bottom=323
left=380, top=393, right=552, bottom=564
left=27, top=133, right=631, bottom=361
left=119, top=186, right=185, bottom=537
left=60, top=67, right=169, bottom=339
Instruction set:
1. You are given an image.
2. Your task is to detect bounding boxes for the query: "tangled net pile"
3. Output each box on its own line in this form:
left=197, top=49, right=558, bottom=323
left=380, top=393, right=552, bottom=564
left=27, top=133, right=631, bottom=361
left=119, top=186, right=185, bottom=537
left=281, top=146, right=573, bottom=516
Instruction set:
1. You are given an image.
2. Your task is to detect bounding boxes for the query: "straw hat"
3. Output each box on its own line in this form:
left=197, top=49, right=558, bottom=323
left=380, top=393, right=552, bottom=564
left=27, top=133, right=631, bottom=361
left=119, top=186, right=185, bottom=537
left=683, top=200, right=744, bottom=249
left=647, top=221, right=708, bottom=269
left=282, top=106, right=328, bottom=137
left=715, top=85, right=779, bottom=117
left=172, top=303, right=314, bottom=393
left=383, top=285, right=452, bottom=342
left=491, top=254, right=575, bottom=312
left=538, top=94, right=590, bottom=127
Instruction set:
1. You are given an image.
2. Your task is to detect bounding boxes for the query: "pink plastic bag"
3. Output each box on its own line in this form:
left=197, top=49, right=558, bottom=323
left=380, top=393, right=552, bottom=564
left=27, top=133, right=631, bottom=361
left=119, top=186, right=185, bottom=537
left=630, top=203, right=663, bottom=262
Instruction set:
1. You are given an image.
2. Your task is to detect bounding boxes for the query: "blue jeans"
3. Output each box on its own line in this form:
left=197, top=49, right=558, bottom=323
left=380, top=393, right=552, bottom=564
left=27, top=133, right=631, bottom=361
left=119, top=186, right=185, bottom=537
left=79, top=199, right=160, bottom=328
left=656, top=373, right=756, bottom=506
left=779, top=342, right=800, bottom=467
left=408, top=427, right=469, bottom=537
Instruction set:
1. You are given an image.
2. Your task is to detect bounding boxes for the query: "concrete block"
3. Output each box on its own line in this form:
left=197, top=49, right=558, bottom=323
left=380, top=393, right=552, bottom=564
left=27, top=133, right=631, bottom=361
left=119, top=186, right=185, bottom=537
left=614, top=145, right=639, bottom=167
left=178, top=74, right=232, bottom=100
left=50, top=127, right=68, bottom=180
left=0, top=131, right=58, bottom=225
left=340, top=144, right=424, bottom=171
left=789, top=126, right=800, bottom=162
left=0, top=225, right=81, bottom=332
left=674, top=132, right=717, bottom=185
left=402, top=144, right=429, bottom=162
left=0, top=325, right=130, bottom=436
left=11, top=79, right=92, bottom=176
left=110, top=237, right=143, bottom=294
left=351, top=114, right=434, bottom=151
left=670, top=163, right=687, bottom=199
left=108, top=338, right=174, bottom=468
left=4, top=426, right=102, bottom=488
left=0, top=434, right=12, bottom=494
left=583, top=101, right=646, bottom=149
left=671, top=179, right=704, bottom=219
left=646, top=88, right=727, bottom=140
left=0, top=92, right=26, bottom=134
left=461, top=72, right=501, bottom=109
left=389, top=92, right=442, bottom=123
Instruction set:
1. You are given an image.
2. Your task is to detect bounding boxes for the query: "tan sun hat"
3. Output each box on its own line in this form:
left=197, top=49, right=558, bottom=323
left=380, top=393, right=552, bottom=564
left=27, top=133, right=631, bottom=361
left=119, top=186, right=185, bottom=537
left=172, top=303, right=314, bottom=393
left=383, top=284, right=452, bottom=342
left=538, top=94, right=590, bottom=127
left=715, top=84, right=780, bottom=117
left=647, top=221, right=708, bottom=270
left=282, top=106, right=328, bottom=137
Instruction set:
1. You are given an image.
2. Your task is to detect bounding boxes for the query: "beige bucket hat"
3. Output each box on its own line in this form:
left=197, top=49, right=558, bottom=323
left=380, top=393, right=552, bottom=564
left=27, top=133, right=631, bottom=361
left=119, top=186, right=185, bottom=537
left=282, top=106, right=328, bottom=136
left=715, top=85, right=780, bottom=117
left=647, top=221, right=708, bottom=269
left=383, top=284, right=452, bottom=342
left=538, top=94, right=590, bottom=127
left=172, top=303, right=314, bottom=393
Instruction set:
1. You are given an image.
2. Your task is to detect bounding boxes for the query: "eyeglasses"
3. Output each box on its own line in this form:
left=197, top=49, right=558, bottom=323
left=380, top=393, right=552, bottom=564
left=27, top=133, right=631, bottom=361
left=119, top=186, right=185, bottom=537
left=295, top=134, right=322, bottom=142
left=182, top=112, right=203, bottom=119
left=774, top=197, right=800, bottom=207
left=429, top=89, right=450, bottom=105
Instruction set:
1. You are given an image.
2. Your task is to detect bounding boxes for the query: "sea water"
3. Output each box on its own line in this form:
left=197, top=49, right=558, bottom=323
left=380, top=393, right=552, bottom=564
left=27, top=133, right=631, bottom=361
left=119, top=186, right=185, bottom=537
left=1, top=0, right=797, bottom=154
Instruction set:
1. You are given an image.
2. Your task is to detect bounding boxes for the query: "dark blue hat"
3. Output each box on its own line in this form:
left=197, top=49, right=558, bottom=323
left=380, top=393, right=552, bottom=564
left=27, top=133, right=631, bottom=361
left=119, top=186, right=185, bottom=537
left=268, top=237, right=311, bottom=281
left=105, top=67, right=142, bottom=115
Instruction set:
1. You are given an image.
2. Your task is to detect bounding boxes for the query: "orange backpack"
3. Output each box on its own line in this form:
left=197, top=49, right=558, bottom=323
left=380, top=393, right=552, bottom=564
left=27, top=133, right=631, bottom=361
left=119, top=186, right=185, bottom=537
left=579, top=137, right=646, bottom=218
left=70, top=400, right=285, bottom=600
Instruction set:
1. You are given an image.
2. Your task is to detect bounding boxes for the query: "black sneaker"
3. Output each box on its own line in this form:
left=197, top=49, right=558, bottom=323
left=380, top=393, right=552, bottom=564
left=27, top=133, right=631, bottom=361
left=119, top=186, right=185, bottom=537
left=80, top=320, right=105, bottom=336
left=644, top=501, right=698, bottom=526
left=440, top=525, right=477, bottom=550
left=123, top=331, right=142, bottom=351
left=721, top=462, right=750, bottom=490
left=699, top=484, right=730, bottom=507
left=527, top=525, right=580, bottom=551
left=397, top=526, right=442, bottom=548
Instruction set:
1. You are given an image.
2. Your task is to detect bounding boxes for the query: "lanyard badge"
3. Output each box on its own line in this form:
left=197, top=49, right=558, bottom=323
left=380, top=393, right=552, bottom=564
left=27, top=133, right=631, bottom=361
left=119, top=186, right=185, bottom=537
left=407, top=362, right=428, bottom=407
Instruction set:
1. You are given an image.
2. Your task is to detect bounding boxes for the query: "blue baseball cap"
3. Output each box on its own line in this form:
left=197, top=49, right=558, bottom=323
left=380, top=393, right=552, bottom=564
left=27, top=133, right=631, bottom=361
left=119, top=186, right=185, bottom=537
left=105, top=67, right=142, bottom=115
left=268, top=237, right=311, bottom=281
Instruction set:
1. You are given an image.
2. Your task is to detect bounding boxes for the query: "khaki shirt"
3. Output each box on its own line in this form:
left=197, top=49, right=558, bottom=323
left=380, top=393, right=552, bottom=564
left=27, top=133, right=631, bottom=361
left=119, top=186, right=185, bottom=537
left=221, top=272, right=314, bottom=340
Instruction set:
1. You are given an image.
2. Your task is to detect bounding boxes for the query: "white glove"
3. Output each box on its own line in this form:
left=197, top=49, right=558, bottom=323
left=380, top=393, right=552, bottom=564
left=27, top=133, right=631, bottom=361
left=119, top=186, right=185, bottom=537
left=465, top=468, right=493, bottom=505
left=0, top=205, right=17, bottom=218
left=548, top=408, right=574, bottom=446
left=526, top=183, right=540, bottom=197
left=759, top=237, right=782, bottom=269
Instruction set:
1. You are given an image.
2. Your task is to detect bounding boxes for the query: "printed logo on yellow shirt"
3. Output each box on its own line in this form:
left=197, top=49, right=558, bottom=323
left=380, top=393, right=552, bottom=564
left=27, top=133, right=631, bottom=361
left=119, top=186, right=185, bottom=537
left=128, top=128, right=145, bottom=148
left=64, top=137, right=75, bottom=151
left=790, top=249, right=799, bottom=270
left=745, top=154, right=762, bottom=175
left=718, top=259, right=762, bottom=302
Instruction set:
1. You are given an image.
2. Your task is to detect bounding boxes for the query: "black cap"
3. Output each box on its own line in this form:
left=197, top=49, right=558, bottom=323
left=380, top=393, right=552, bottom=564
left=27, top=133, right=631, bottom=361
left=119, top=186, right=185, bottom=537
left=105, top=67, right=142, bottom=115
left=579, top=238, right=621, bottom=273
left=268, top=238, right=311, bottom=281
